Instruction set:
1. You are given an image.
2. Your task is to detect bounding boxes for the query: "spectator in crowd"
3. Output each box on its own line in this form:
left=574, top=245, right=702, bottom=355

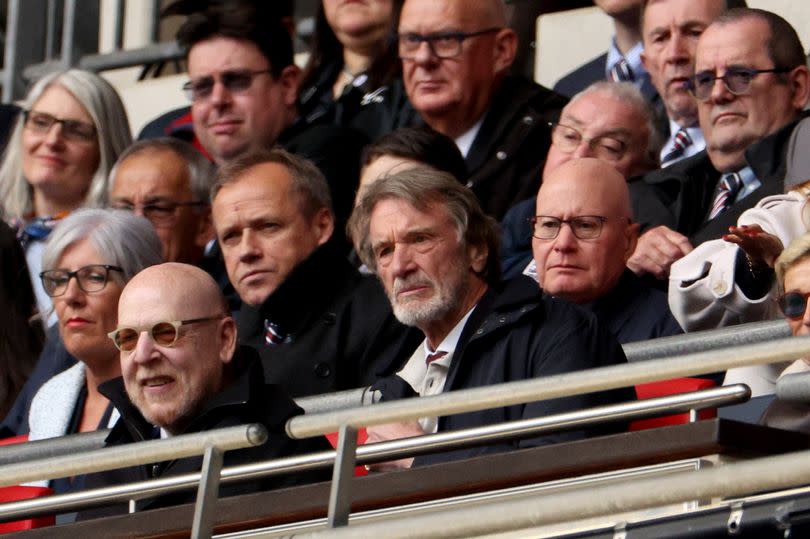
left=387, top=0, right=568, bottom=220
left=26, top=209, right=162, bottom=494
left=500, top=81, right=663, bottom=278
left=640, top=0, right=728, bottom=167
left=0, top=221, right=44, bottom=419
left=349, top=166, right=634, bottom=468
left=81, top=263, right=328, bottom=517
left=211, top=149, right=418, bottom=397
left=0, top=69, right=132, bottom=326
left=554, top=0, right=657, bottom=101
left=175, top=0, right=367, bottom=233
left=629, top=8, right=810, bottom=280
left=299, top=0, right=403, bottom=133
left=532, top=158, right=682, bottom=343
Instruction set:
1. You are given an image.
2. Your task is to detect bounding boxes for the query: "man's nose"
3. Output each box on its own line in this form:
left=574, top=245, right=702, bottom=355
left=552, top=222, right=578, bottom=250
left=389, top=243, right=416, bottom=278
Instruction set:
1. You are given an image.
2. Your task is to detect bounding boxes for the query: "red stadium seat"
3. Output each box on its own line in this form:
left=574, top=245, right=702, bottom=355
left=0, top=435, right=28, bottom=446
left=630, top=378, right=717, bottom=431
left=325, top=430, right=369, bottom=476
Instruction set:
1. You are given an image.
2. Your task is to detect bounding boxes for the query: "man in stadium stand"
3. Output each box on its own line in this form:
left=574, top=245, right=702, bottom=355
left=499, top=81, right=664, bottom=278
left=387, top=0, right=567, bottom=220
left=628, top=8, right=810, bottom=280
left=211, top=148, right=419, bottom=397
left=531, top=158, right=682, bottom=343
left=348, top=166, right=634, bottom=469
left=640, top=0, right=731, bottom=168
left=79, top=263, right=328, bottom=517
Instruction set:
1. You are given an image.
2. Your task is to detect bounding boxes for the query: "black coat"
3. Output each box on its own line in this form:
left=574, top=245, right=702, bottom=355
left=79, top=349, right=329, bottom=519
left=373, top=276, right=635, bottom=466
left=238, top=243, right=422, bottom=397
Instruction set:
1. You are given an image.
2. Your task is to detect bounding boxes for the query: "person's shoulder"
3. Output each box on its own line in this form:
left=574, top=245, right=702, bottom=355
left=643, top=150, right=713, bottom=185
left=552, top=53, right=607, bottom=98
left=499, top=76, right=568, bottom=115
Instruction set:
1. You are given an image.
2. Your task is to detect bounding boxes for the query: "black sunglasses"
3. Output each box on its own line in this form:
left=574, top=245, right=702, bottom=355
left=779, top=291, right=810, bottom=320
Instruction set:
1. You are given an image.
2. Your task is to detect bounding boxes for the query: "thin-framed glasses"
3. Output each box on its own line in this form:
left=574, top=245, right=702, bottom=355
left=108, top=316, right=225, bottom=352
left=111, top=201, right=208, bottom=226
left=779, top=291, right=810, bottom=320
left=397, top=27, right=501, bottom=60
left=24, top=110, right=97, bottom=142
left=548, top=122, right=627, bottom=162
left=182, top=69, right=273, bottom=101
left=685, top=66, right=793, bottom=101
left=40, top=264, right=123, bottom=297
left=530, top=215, right=608, bottom=240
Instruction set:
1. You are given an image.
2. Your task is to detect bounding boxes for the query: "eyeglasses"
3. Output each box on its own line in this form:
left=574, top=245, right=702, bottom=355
left=107, top=316, right=225, bottom=352
left=548, top=122, right=628, bottom=162
left=182, top=69, right=273, bottom=101
left=397, top=27, right=501, bottom=60
left=779, top=291, right=810, bottom=320
left=24, top=110, right=96, bottom=142
left=685, top=66, right=793, bottom=101
left=40, top=264, right=123, bottom=297
left=111, top=201, right=208, bottom=226
left=530, top=215, right=608, bottom=240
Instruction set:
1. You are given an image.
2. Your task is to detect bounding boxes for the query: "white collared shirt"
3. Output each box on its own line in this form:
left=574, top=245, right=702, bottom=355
left=454, top=118, right=485, bottom=158
left=606, top=39, right=646, bottom=88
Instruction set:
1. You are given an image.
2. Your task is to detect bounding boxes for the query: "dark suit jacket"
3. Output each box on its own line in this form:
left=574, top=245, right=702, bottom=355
left=553, top=52, right=659, bottom=102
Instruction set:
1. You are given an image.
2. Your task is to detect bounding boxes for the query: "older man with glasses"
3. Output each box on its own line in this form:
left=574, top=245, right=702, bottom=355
left=628, top=8, right=810, bottom=281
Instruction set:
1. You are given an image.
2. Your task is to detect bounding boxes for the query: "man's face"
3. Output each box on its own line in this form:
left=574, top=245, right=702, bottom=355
left=188, top=37, right=298, bottom=165
left=212, top=163, right=334, bottom=306
left=696, top=18, right=804, bottom=171
left=543, top=91, right=652, bottom=179
left=369, top=198, right=479, bottom=332
left=532, top=162, right=637, bottom=304
left=398, top=0, right=509, bottom=135
left=110, top=150, right=210, bottom=263
left=783, top=258, right=810, bottom=337
left=641, top=0, right=725, bottom=125
left=119, top=277, right=232, bottom=434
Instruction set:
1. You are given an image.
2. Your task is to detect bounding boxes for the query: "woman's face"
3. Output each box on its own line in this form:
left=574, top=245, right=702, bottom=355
left=22, top=85, right=101, bottom=213
left=52, top=239, right=123, bottom=372
left=323, top=0, right=393, bottom=45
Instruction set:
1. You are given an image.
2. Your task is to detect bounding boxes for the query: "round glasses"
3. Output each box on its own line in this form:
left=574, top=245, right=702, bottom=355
left=40, top=264, right=123, bottom=297
left=530, top=215, right=607, bottom=240
left=779, top=291, right=810, bottom=320
left=685, top=67, right=793, bottom=101
left=108, top=316, right=225, bottom=352
left=548, top=122, right=627, bottom=162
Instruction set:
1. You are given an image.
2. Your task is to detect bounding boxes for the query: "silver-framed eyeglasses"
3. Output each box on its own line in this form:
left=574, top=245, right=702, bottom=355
left=397, top=27, right=501, bottom=59
left=530, top=215, right=608, bottom=240
left=182, top=69, right=273, bottom=101
left=40, top=264, right=123, bottom=297
left=111, top=200, right=208, bottom=226
left=685, top=66, right=793, bottom=101
left=24, top=110, right=96, bottom=142
left=548, top=122, right=628, bottom=162
left=108, top=316, right=225, bottom=352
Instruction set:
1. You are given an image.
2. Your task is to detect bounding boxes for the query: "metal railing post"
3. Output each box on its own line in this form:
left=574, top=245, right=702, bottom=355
left=190, top=445, right=224, bottom=539
left=327, top=425, right=358, bottom=528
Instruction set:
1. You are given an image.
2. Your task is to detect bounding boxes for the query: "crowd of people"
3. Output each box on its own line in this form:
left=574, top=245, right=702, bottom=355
left=2, top=0, right=810, bottom=518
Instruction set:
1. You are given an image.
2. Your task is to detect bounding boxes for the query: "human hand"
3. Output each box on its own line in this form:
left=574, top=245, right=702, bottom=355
left=364, top=421, right=425, bottom=472
left=627, top=226, right=693, bottom=279
left=723, top=224, right=783, bottom=268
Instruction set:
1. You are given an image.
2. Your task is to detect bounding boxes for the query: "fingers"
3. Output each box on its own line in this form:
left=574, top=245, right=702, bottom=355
left=627, top=226, right=693, bottom=279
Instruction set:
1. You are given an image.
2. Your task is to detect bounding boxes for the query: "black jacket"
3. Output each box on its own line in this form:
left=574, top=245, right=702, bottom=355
left=79, top=349, right=329, bottom=518
left=373, top=276, right=635, bottom=465
left=238, top=243, right=422, bottom=397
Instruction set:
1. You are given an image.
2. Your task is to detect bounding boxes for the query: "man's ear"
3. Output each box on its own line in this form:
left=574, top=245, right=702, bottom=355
left=219, top=316, right=238, bottom=365
left=623, top=222, right=641, bottom=262
left=493, top=29, right=518, bottom=74
left=194, top=207, right=215, bottom=249
left=312, top=207, right=335, bottom=246
left=789, top=66, right=810, bottom=111
left=278, top=64, right=301, bottom=107
left=468, top=242, right=489, bottom=274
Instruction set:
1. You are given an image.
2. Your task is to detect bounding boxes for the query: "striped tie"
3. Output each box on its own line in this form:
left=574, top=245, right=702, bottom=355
left=610, top=58, right=634, bottom=82
left=425, top=351, right=447, bottom=365
left=662, top=128, right=693, bottom=164
left=264, top=320, right=291, bottom=346
left=708, top=172, right=743, bottom=221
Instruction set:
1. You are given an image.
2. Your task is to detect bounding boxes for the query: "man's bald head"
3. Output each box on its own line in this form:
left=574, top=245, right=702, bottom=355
left=533, top=158, right=639, bottom=304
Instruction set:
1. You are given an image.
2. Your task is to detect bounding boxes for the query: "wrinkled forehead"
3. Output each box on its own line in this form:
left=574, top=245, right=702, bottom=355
left=695, top=19, right=770, bottom=72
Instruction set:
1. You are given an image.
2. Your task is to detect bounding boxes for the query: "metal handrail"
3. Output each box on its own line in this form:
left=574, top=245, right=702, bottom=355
left=287, top=335, right=810, bottom=439
left=0, top=430, right=109, bottom=467
left=0, top=424, right=266, bottom=489
left=0, top=386, right=747, bottom=522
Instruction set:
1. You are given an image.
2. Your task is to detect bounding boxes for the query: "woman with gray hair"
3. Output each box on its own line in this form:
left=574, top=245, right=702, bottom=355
left=0, top=69, right=132, bottom=326
left=26, top=209, right=161, bottom=492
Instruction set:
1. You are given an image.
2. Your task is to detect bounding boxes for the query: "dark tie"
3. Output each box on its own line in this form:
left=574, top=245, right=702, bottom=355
left=610, top=58, right=634, bottom=82
left=425, top=351, right=447, bottom=366
left=264, top=320, right=291, bottom=346
left=708, top=172, right=743, bottom=220
left=662, top=128, right=693, bottom=164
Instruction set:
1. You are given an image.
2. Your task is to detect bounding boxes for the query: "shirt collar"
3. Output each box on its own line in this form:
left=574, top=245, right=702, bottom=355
left=454, top=117, right=485, bottom=158
left=423, top=305, right=476, bottom=360
left=606, top=39, right=645, bottom=80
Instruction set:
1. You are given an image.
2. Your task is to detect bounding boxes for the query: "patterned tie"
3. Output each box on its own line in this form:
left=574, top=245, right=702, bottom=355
left=425, top=351, right=447, bottom=366
left=610, top=58, right=634, bottom=82
left=662, top=128, right=693, bottom=164
left=264, top=320, right=292, bottom=346
left=708, top=172, right=743, bottom=220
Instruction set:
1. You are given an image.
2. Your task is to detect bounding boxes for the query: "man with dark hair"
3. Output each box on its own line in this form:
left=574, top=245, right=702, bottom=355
left=349, top=166, right=633, bottom=468
left=211, top=148, right=418, bottom=396
left=630, top=7, right=810, bottom=280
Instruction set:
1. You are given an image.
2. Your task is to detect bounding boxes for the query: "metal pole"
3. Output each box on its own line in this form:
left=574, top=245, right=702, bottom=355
left=288, top=335, right=810, bottom=439
left=113, top=0, right=125, bottom=50
left=190, top=446, right=224, bottom=539
left=297, top=447, right=810, bottom=539
left=327, top=425, right=358, bottom=528
left=0, top=430, right=108, bottom=466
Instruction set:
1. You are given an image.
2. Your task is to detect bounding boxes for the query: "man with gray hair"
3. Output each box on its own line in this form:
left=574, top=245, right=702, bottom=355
left=211, top=148, right=417, bottom=397
left=349, top=166, right=633, bottom=468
